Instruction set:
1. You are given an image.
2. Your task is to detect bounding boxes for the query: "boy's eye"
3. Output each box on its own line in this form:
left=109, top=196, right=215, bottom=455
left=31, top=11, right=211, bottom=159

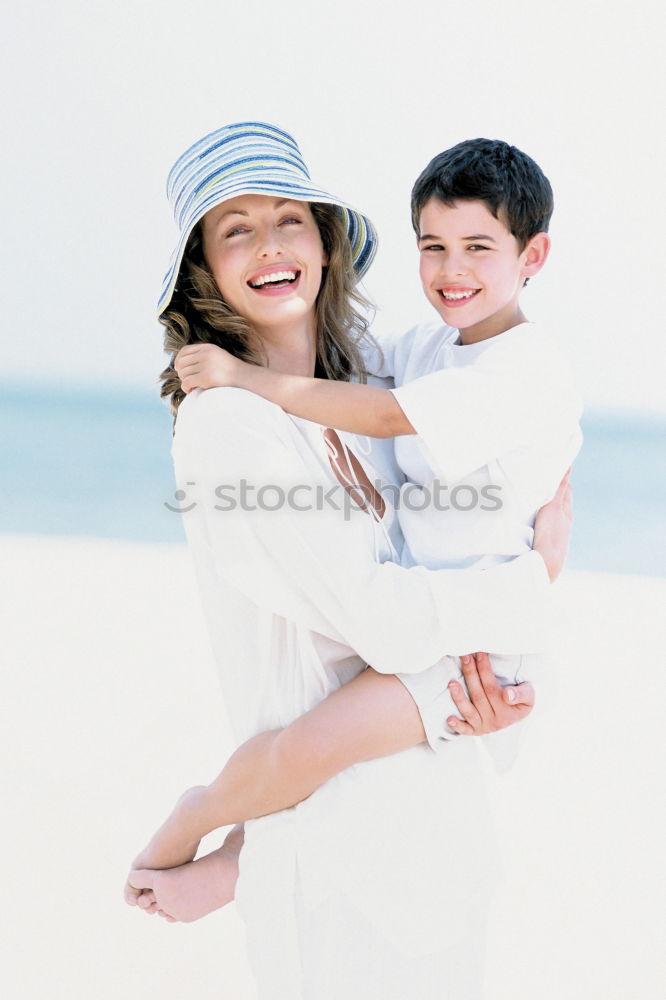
left=421, top=243, right=444, bottom=253
left=467, top=244, right=491, bottom=252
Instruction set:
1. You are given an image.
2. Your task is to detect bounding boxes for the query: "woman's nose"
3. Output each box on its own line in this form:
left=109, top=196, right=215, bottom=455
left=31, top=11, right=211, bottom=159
left=256, top=225, right=283, bottom=258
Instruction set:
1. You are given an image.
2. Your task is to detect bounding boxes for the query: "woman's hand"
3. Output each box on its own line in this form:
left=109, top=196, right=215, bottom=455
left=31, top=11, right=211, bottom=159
left=175, top=343, right=244, bottom=394
left=533, top=469, right=573, bottom=582
left=446, top=652, right=535, bottom=735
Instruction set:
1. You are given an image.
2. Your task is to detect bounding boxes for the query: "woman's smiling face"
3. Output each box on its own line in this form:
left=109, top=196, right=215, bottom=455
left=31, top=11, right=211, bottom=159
left=200, top=194, right=327, bottom=340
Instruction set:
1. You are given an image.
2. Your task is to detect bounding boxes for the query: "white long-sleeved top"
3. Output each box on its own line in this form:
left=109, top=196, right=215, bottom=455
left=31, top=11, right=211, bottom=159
left=363, top=321, right=581, bottom=766
left=174, top=384, right=549, bottom=719
left=371, top=321, right=583, bottom=571
left=170, top=381, right=550, bottom=988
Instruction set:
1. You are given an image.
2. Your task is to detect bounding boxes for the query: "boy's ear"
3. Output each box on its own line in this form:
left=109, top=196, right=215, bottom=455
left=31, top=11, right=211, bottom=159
left=521, top=232, right=550, bottom=281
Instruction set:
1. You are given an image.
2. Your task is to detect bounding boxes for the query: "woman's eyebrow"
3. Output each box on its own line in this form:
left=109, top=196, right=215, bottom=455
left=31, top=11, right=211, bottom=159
left=215, top=199, right=296, bottom=224
left=217, top=208, right=249, bottom=220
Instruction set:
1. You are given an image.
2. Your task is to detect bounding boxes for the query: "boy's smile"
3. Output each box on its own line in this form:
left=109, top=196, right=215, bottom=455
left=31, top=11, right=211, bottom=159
left=417, top=198, right=549, bottom=344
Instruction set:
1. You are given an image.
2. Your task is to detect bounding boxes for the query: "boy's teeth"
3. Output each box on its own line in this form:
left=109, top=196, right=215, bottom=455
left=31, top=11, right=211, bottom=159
left=442, top=290, right=476, bottom=300
left=250, top=270, right=297, bottom=287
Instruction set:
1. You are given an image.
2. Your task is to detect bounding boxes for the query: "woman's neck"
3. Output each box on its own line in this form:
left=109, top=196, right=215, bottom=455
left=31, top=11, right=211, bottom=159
left=255, top=323, right=318, bottom=377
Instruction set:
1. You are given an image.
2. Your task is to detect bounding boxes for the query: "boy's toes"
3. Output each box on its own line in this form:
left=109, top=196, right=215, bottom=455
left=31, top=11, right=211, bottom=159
left=124, top=880, right=142, bottom=906
left=137, top=890, right=157, bottom=911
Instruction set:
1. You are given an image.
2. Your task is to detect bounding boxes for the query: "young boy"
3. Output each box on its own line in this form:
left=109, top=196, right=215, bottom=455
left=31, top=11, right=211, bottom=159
left=126, top=138, right=580, bottom=921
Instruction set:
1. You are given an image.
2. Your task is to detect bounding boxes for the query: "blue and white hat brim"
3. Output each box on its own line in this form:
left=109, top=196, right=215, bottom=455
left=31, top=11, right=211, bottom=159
left=157, top=122, right=377, bottom=316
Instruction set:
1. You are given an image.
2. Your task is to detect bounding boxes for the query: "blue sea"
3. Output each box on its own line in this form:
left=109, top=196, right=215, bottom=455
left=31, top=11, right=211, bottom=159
left=2, top=382, right=664, bottom=577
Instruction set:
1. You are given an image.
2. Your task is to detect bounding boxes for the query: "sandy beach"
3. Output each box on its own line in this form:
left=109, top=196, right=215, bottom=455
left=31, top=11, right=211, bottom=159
left=2, top=534, right=664, bottom=999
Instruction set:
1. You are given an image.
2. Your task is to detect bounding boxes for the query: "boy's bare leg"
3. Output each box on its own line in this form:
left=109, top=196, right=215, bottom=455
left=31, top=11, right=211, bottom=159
left=125, top=668, right=425, bottom=908
left=126, top=659, right=536, bottom=922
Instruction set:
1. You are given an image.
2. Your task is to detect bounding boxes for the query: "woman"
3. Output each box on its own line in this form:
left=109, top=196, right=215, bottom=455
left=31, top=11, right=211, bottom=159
left=128, top=122, right=568, bottom=998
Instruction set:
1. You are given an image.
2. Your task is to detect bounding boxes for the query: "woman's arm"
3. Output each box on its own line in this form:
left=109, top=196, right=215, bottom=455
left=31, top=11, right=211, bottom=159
left=175, top=387, right=557, bottom=674
left=125, top=412, right=567, bottom=896
left=135, top=393, right=568, bottom=875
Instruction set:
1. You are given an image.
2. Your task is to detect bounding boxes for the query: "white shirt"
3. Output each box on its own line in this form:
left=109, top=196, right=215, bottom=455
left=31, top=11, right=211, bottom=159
left=362, top=322, right=582, bottom=768
left=371, top=321, right=583, bottom=571
left=173, top=383, right=550, bottom=738
left=170, top=383, right=550, bottom=965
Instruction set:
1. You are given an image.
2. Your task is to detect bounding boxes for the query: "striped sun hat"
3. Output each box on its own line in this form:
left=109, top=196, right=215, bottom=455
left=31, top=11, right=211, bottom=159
left=157, top=121, right=378, bottom=316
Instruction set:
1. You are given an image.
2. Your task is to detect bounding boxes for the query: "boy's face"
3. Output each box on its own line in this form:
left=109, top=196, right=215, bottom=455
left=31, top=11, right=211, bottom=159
left=417, top=198, right=547, bottom=342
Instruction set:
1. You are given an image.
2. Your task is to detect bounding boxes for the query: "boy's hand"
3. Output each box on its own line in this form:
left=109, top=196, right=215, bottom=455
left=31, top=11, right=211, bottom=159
left=446, top=652, right=535, bottom=735
left=175, top=343, right=243, bottom=394
left=533, top=469, right=573, bottom=582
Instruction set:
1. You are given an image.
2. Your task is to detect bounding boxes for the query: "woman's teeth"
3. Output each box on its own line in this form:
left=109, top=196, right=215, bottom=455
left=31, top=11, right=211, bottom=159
left=249, top=270, right=298, bottom=288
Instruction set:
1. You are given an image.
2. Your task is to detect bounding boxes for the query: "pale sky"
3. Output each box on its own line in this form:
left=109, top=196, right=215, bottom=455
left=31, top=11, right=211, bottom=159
left=3, top=0, right=664, bottom=413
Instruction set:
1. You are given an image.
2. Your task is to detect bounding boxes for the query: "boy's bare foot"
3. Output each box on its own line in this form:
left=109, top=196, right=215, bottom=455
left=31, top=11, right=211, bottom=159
left=124, top=786, right=207, bottom=907
left=129, top=827, right=243, bottom=923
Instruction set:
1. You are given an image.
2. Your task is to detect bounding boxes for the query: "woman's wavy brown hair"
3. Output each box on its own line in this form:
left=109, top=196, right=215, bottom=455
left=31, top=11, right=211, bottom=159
left=159, top=203, right=376, bottom=417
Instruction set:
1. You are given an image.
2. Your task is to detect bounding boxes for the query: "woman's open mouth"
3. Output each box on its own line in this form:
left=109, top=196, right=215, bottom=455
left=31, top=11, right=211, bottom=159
left=248, top=269, right=301, bottom=295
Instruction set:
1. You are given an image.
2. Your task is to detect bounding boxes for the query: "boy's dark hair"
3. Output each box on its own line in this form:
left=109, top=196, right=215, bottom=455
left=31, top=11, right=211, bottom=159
left=411, top=138, right=553, bottom=249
